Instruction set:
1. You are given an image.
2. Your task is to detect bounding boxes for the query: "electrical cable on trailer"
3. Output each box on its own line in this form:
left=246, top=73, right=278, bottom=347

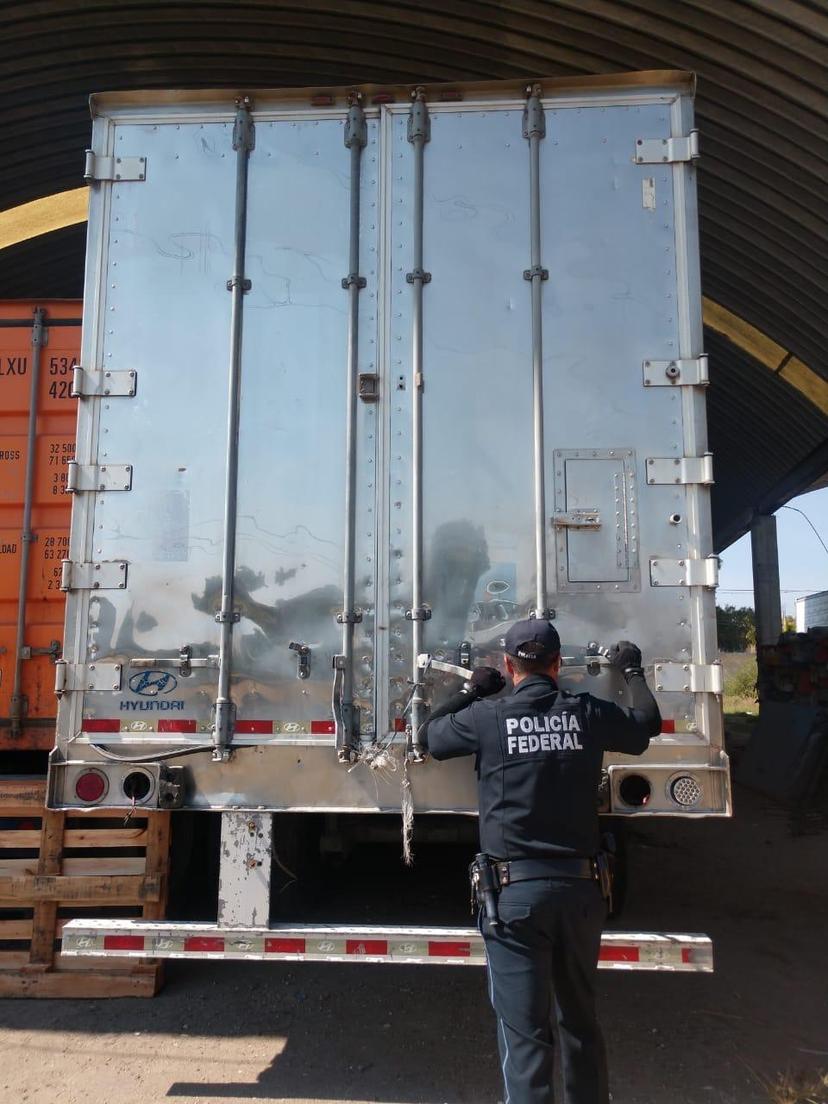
left=89, top=742, right=215, bottom=763
left=123, top=793, right=136, bottom=827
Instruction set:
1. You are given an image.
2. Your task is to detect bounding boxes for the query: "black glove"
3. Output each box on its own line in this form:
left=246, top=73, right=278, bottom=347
left=467, top=666, right=506, bottom=698
left=608, top=641, right=644, bottom=681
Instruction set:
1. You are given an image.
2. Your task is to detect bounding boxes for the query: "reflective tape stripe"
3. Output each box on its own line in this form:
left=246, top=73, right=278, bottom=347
left=659, top=720, right=697, bottom=734
left=61, top=923, right=712, bottom=972
left=158, top=719, right=198, bottom=733
left=346, top=939, right=388, bottom=955
left=83, top=718, right=333, bottom=735
left=103, top=934, right=145, bottom=951
left=429, top=940, right=472, bottom=957
left=600, top=945, right=640, bottom=963
left=265, top=937, right=306, bottom=954
left=310, top=720, right=336, bottom=735
left=184, top=936, right=225, bottom=952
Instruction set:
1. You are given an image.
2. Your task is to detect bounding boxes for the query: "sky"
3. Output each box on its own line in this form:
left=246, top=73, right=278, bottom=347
left=717, top=486, right=828, bottom=616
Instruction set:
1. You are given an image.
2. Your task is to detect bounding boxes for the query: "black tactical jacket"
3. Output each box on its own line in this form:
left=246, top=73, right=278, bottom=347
left=426, top=674, right=660, bottom=860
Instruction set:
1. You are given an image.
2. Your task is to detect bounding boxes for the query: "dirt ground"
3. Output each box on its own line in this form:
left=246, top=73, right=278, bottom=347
left=1, top=778, right=827, bottom=1104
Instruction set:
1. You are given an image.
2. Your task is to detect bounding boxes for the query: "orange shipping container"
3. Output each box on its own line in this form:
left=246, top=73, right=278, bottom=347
left=0, top=301, right=81, bottom=750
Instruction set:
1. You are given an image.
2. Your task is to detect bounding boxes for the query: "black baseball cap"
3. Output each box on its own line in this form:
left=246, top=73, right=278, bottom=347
left=503, top=619, right=561, bottom=659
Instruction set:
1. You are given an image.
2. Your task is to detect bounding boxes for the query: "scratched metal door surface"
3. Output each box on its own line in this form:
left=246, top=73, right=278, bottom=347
left=383, top=104, right=534, bottom=732
left=387, top=95, right=710, bottom=749
left=74, top=119, right=236, bottom=734
left=55, top=82, right=724, bottom=816
left=72, top=112, right=380, bottom=743
left=234, top=115, right=379, bottom=738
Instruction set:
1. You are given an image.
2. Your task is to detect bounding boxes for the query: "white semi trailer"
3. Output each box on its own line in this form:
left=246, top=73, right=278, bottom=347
left=51, top=71, right=728, bottom=971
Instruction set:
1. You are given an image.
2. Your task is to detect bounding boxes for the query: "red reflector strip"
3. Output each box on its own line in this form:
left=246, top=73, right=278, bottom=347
left=158, top=719, right=198, bottom=733
left=84, top=718, right=120, bottom=732
left=310, top=720, right=336, bottom=735
left=681, top=948, right=693, bottom=964
left=103, top=935, right=145, bottom=951
left=393, top=718, right=406, bottom=732
left=311, top=94, right=334, bottom=107
left=372, top=92, right=395, bottom=103
left=599, top=945, right=640, bottom=963
left=661, top=720, right=676, bottom=733
left=346, top=939, right=388, bottom=956
left=438, top=91, right=463, bottom=101
left=265, top=937, right=306, bottom=954
left=428, top=940, right=471, bottom=957
left=184, top=937, right=225, bottom=952
left=235, top=720, right=274, bottom=734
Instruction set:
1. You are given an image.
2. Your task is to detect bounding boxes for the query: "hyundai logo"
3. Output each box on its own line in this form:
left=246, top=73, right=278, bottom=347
left=128, top=670, right=178, bottom=697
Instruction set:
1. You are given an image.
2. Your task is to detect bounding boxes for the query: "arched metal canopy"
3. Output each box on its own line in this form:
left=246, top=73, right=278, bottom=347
left=1, top=0, right=825, bottom=550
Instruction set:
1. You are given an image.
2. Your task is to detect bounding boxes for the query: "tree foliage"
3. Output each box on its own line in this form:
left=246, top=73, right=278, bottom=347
left=716, top=605, right=756, bottom=652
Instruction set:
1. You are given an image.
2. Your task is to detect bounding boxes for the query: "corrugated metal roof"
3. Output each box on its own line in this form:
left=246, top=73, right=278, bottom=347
left=705, top=327, right=828, bottom=546
left=0, top=0, right=825, bottom=548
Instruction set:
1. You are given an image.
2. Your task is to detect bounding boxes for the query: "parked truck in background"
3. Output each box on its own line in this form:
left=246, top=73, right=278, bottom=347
left=51, top=71, right=729, bottom=970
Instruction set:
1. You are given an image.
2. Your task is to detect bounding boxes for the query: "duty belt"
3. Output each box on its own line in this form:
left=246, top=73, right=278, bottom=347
left=470, top=852, right=612, bottom=929
left=494, top=857, right=595, bottom=886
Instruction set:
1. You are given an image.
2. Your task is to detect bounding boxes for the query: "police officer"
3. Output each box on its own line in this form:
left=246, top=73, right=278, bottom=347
left=423, top=620, right=661, bottom=1104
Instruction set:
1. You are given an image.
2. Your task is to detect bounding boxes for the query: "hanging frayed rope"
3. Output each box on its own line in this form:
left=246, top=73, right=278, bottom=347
left=401, top=757, right=415, bottom=866
left=349, top=741, right=415, bottom=866
left=350, top=742, right=397, bottom=778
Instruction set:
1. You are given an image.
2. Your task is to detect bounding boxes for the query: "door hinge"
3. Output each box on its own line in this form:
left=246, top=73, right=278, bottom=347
left=60, top=560, right=129, bottom=591
left=653, top=662, right=723, bottom=694
left=642, top=355, right=709, bottom=388
left=71, top=367, right=137, bottom=398
left=67, top=462, right=133, bottom=492
left=634, top=131, right=699, bottom=164
left=552, top=509, right=601, bottom=530
left=55, top=661, right=123, bottom=695
left=84, top=151, right=147, bottom=183
left=646, top=455, right=713, bottom=486
left=649, top=557, right=719, bottom=588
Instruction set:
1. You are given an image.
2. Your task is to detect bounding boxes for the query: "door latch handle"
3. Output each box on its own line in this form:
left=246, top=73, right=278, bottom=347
left=289, top=641, right=311, bottom=680
left=552, top=509, right=601, bottom=529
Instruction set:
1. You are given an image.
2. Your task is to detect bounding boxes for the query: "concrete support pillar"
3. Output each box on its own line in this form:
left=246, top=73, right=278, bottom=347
left=751, top=513, right=782, bottom=647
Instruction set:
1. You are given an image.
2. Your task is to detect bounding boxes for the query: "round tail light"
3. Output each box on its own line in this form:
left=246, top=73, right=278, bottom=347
left=670, top=775, right=703, bottom=807
left=75, top=769, right=108, bottom=803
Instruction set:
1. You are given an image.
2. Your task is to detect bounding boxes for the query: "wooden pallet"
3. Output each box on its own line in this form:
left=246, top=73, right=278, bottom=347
left=0, top=776, right=170, bottom=997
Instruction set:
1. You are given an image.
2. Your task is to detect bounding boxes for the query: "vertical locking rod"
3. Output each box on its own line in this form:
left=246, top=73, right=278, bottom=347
left=523, top=85, right=552, bottom=620
left=336, top=93, right=368, bottom=764
left=213, top=97, right=255, bottom=761
left=9, top=308, right=46, bottom=740
left=406, top=87, right=431, bottom=759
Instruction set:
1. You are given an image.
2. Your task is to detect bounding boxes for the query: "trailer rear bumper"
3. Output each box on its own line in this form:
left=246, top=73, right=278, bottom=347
left=61, top=920, right=713, bottom=971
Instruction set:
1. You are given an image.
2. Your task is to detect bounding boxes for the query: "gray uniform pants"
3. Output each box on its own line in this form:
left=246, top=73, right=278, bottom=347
left=481, top=877, right=609, bottom=1104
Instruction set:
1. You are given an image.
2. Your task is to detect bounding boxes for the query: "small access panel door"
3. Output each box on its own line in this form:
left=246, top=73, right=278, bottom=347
left=553, top=449, right=639, bottom=593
